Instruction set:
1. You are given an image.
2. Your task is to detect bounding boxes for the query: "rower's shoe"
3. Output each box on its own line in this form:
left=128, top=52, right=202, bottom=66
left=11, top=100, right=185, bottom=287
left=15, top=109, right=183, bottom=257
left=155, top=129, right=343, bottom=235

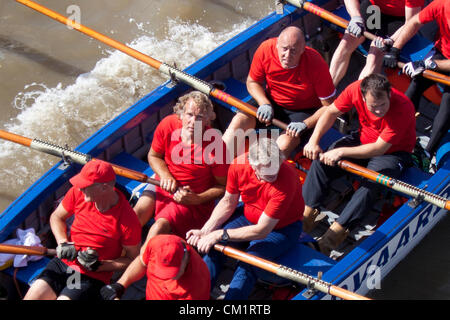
left=302, top=207, right=320, bottom=234
left=317, top=222, right=349, bottom=257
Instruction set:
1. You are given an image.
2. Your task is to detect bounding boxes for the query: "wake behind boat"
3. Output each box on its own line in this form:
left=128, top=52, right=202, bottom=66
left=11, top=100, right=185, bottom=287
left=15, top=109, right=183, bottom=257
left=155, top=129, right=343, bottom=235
left=0, top=0, right=449, bottom=300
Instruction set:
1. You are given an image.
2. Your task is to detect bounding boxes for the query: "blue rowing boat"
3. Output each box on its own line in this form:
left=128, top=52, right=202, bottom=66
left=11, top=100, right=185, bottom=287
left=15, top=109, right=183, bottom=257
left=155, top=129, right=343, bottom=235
left=0, top=0, right=449, bottom=300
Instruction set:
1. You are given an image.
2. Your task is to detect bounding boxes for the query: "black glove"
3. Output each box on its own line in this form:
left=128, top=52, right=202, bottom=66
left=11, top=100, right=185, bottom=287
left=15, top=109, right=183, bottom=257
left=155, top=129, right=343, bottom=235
left=77, top=248, right=101, bottom=271
left=100, top=283, right=125, bottom=300
left=56, top=242, right=77, bottom=260
left=383, top=47, right=401, bottom=68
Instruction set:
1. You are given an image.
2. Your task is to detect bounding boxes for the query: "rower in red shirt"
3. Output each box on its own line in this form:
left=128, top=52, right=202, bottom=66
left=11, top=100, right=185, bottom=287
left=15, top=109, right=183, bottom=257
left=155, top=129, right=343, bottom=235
left=302, top=74, right=416, bottom=256
left=133, top=91, right=229, bottom=243
left=101, top=234, right=210, bottom=300
left=187, top=137, right=304, bottom=300
left=222, top=25, right=336, bottom=159
left=24, top=160, right=142, bottom=300
left=385, top=0, right=450, bottom=161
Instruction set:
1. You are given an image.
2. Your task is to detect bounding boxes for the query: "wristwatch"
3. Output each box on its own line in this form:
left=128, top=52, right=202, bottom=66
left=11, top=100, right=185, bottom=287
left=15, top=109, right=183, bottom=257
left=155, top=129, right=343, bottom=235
left=425, top=59, right=437, bottom=71
left=221, top=229, right=230, bottom=242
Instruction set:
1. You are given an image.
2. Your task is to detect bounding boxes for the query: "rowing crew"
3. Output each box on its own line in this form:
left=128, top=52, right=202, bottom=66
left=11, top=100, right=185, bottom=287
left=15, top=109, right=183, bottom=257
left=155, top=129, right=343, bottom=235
left=24, top=0, right=449, bottom=300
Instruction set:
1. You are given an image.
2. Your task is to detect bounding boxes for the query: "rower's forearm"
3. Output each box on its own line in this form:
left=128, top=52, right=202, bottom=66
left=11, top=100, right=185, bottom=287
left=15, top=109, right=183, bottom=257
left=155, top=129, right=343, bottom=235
left=196, top=185, right=226, bottom=204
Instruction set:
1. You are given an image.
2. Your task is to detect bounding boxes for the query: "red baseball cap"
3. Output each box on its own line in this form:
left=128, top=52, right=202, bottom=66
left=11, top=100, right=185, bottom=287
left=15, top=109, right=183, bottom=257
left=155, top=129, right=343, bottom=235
left=149, top=235, right=188, bottom=280
left=69, top=160, right=116, bottom=189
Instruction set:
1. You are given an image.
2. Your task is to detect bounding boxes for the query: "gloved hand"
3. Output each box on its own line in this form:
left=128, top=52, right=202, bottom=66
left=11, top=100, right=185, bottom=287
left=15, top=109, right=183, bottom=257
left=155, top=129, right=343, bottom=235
left=403, top=57, right=436, bottom=78
left=256, top=104, right=274, bottom=124
left=383, top=47, right=401, bottom=68
left=347, top=16, right=365, bottom=38
left=77, top=248, right=101, bottom=271
left=100, top=283, right=125, bottom=300
left=56, top=242, right=77, bottom=261
left=286, top=121, right=308, bottom=137
left=374, top=37, right=393, bottom=51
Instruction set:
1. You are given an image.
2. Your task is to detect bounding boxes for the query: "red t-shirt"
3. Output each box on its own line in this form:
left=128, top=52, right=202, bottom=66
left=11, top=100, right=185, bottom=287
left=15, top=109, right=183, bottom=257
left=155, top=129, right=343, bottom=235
left=141, top=237, right=210, bottom=300
left=334, top=80, right=416, bottom=154
left=61, top=187, right=141, bottom=283
left=226, top=154, right=304, bottom=229
left=370, top=0, right=424, bottom=17
left=419, top=0, right=450, bottom=59
left=249, top=38, right=336, bottom=111
left=151, top=114, right=229, bottom=223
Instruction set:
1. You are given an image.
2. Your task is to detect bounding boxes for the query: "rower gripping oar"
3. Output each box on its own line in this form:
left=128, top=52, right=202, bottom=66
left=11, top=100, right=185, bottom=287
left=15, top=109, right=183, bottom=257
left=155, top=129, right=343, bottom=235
left=0, top=129, right=160, bottom=187
left=338, top=160, right=450, bottom=210
left=0, top=244, right=56, bottom=256
left=14, top=0, right=287, bottom=131
left=284, top=0, right=450, bottom=87
left=214, top=244, right=370, bottom=300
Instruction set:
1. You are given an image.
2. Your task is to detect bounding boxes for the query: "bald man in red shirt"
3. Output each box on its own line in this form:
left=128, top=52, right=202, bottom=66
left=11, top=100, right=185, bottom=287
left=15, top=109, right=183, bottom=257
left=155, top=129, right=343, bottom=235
left=223, top=26, right=336, bottom=159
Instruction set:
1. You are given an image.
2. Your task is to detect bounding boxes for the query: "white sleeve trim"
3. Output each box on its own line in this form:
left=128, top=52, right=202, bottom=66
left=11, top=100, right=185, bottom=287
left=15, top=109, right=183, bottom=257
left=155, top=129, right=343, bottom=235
left=319, top=89, right=337, bottom=100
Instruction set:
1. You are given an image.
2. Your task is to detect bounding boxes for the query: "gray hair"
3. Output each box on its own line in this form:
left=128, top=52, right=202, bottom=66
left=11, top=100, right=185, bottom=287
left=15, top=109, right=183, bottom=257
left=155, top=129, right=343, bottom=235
left=173, top=91, right=216, bottom=122
left=248, top=137, right=284, bottom=168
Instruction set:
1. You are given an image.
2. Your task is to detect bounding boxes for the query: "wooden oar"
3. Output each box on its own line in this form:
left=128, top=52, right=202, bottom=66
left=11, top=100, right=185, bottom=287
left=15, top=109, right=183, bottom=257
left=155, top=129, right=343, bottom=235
left=0, top=243, right=56, bottom=256
left=285, top=0, right=450, bottom=87
left=214, top=243, right=370, bottom=300
left=15, top=0, right=287, bottom=131
left=0, top=129, right=160, bottom=187
left=338, top=160, right=450, bottom=210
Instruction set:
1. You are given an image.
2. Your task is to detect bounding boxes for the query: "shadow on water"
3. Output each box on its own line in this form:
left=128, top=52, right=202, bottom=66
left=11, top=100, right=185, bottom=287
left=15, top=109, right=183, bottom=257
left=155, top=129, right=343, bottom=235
left=0, top=34, right=87, bottom=77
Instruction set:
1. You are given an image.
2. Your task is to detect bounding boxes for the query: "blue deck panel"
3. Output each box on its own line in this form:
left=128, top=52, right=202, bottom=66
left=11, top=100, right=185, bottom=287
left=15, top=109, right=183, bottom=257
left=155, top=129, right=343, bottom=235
left=3, top=257, right=50, bottom=286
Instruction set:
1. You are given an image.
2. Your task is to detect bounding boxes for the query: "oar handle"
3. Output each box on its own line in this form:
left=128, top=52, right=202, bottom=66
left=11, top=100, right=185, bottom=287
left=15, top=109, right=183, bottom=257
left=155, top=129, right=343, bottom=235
left=210, top=89, right=289, bottom=130
left=292, top=1, right=450, bottom=87
left=213, top=243, right=370, bottom=300
left=0, top=244, right=56, bottom=256
left=90, top=159, right=160, bottom=186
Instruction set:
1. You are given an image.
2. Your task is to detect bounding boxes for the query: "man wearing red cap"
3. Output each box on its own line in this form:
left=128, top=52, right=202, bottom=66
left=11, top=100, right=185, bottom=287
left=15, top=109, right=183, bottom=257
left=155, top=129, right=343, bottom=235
left=24, top=160, right=142, bottom=300
left=100, top=234, right=210, bottom=300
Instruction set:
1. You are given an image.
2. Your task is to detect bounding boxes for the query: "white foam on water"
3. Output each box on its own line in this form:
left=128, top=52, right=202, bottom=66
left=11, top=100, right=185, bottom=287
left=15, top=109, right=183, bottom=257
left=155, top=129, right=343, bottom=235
left=0, top=17, right=255, bottom=206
